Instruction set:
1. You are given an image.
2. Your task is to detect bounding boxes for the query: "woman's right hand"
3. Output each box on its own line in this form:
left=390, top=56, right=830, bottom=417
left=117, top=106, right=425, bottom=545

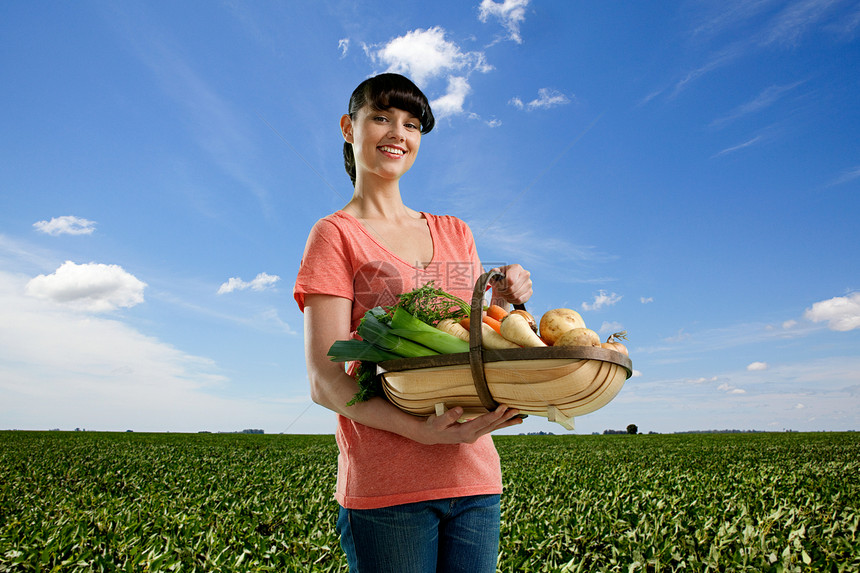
left=412, top=404, right=524, bottom=445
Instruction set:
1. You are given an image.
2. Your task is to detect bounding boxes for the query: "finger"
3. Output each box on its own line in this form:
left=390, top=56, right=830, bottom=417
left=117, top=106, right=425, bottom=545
left=442, top=406, right=464, bottom=424
left=468, top=407, right=524, bottom=439
left=462, top=404, right=514, bottom=432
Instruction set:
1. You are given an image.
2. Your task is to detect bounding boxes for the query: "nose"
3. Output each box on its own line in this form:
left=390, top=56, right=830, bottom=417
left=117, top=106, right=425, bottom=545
left=388, top=123, right=405, bottom=141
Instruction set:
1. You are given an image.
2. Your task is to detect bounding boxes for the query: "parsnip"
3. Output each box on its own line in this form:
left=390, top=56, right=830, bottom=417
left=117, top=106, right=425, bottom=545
left=500, top=313, right=547, bottom=347
left=436, top=318, right=470, bottom=342
left=481, top=322, right=522, bottom=349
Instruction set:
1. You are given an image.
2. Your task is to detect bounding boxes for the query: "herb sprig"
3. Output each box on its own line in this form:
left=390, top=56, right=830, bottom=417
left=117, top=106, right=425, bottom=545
left=389, top=281, right=470, bottom=326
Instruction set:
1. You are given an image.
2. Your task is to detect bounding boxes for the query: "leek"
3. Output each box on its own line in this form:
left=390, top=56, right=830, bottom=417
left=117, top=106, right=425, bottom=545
left=356, top=310, right=439, bottom=357
left=389, top=308, right=470, bottom=354
left=327, top=340, right=402, bottom=363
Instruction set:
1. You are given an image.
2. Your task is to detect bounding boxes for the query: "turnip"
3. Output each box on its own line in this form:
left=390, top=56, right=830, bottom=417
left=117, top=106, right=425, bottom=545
left=539, top=308, right=586, bottom=345
left=601, top=331, right=629, bottom=355
left=554, top=327, right=601, bottom=348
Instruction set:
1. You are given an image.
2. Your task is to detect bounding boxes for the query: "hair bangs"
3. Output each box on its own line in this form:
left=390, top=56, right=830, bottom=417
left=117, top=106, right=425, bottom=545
left=353, top=73, right=435, bottom=134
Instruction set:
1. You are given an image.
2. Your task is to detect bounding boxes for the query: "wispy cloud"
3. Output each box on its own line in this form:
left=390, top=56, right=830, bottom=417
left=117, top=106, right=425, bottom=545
left=717, top=382, right=747, bottom=394
left=671, top=45, right=745, bottom=98
left=827, top=165, right=860, bottom=187
left=582, top=290, right=622, bottom=311
left=474, top=224, right=615, bottom=271
left=217, top=272, right=280, bottom=295
left=478, top=0, right=531, bottom=44
left=510, top=88, right=573, bottom=111
left=763, top=0, right=847, bottom=46
left=710, top=81, right=804, bottom=127
left=106, top=5, right=273, bottom=216
left=33, top=216, right=96, bottom=236
left=662, top=0, right=856, bottom=99
left=712, top=134, right=765, bottom=158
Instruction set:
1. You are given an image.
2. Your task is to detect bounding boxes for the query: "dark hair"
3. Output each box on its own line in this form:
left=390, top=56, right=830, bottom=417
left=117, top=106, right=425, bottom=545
left=343, top=73, right=435, bottom=186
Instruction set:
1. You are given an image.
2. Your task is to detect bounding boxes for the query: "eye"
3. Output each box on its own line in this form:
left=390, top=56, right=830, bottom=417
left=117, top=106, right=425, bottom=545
left=405, top=121, right=420, bottom=130
left=372, top=115, right=389, bottom=123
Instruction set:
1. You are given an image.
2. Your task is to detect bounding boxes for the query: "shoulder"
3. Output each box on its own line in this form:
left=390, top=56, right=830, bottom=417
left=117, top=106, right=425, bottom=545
left=424, top=213, right=472, bottom=234
left=306, top=211, right=354, bottom=241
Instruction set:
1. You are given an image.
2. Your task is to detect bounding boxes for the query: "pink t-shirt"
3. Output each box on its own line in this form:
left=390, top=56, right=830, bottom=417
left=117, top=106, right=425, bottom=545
left=294, top=210, right=502, bottom=509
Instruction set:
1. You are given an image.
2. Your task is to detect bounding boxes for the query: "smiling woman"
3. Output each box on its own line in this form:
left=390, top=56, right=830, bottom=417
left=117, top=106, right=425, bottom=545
left=293, top=72, right=534, bottom=572
left=340, top=72, right=435, bottom=187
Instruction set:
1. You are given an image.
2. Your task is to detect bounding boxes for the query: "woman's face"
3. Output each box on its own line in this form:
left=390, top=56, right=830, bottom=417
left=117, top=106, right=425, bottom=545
left=342, top=104, right=422, bottom=185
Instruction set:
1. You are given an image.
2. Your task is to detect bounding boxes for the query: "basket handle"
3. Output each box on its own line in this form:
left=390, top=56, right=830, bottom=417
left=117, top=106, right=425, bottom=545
left=468, top=271, right=527, bottom=411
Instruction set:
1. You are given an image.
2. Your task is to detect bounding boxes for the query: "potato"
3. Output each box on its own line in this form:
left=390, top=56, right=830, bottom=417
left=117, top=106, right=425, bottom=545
left=554, top=327, right=601, bottom=347
left=539, top=308, right=586, bottom=345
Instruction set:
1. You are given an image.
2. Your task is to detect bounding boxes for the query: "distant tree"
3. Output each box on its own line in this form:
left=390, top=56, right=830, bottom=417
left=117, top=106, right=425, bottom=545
left=626, top=424, right=638, bottom=435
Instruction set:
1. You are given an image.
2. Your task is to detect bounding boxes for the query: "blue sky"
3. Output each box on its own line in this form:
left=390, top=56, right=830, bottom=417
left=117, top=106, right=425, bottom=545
left=2, top=0, right=858, bottom=434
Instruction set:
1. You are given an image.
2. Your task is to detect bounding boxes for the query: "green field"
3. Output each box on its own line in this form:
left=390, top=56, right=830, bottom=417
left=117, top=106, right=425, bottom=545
left=1, top=431, right=857, bottom=572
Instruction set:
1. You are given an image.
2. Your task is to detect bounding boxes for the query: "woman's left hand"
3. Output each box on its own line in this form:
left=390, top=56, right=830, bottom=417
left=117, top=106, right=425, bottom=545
left=489, top=263, right=532, bottom=306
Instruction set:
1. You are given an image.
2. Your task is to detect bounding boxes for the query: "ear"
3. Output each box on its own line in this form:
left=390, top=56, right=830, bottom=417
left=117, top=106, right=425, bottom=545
left=340, top=114, right=354, bottom=144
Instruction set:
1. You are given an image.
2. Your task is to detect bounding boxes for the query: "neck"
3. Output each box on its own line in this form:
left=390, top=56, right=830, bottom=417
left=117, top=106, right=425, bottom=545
left=345, top=177, right=410, bottom=220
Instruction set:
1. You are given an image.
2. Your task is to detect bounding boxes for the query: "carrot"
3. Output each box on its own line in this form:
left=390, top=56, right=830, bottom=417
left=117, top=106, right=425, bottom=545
left=459, top=317, right=471, bottom=331
left=485, top=304, right=508, bottom=322
left=482, top=315, right=503, bottom=335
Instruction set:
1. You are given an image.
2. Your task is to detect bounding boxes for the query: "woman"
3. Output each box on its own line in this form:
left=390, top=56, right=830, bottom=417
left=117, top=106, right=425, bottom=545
left=294, top=73, right=532, bottom=572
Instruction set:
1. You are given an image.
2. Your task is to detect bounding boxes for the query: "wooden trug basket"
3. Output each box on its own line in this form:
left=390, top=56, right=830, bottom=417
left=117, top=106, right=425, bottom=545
left=377, top=272, right=633, bottom=430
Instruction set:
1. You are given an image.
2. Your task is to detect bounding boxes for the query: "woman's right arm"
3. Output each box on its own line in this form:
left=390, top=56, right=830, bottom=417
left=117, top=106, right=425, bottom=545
left=303, top=293, right=523, bottom=444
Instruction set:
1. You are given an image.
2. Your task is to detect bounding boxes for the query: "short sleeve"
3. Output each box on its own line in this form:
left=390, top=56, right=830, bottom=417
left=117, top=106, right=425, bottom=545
left=293, top=218, right=355, bottom=312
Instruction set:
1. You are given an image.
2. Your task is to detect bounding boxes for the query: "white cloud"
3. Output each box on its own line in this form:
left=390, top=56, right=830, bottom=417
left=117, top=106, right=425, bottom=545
left=783, top=319, right=798, bottom=329
left=366, top=27, right=494, bottom=119
left=641, top=296, right=654, bottom=304
left=25, top=261, right=146, bottom=312
left=431, top=76, right=471, bottom=116
left=712, top=135, right=764, bottom=158
left=598, top=321, right=624, bottom=336
left=717, top=382, right=746, bottom=394
left=582, top=290, right=622, bottom=311
left=688, top=376, right=718, bottom=384
left=510, top=88, right=572, bottom=111
left=217, top=272, right=280, bottom=295
left=0, top=270, right=308, bottom=433
left=747, top=361, right=768, bottom=371
left=710, top=82, right=803, bottom=127
left=828, top=165, right=860, bottom=187
left=369, top=27, right=491, bottom=87
left=338, top=37, right=349, bottom=58
left=478, top=0, right=530, bottom=44
left=804, top=292, right=860, bottom=331
left=33, top=216, right=96, bottom=236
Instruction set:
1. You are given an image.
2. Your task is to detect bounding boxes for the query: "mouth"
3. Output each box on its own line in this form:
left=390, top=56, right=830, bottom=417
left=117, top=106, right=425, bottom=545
left=378, top=145, right=406, bottom=157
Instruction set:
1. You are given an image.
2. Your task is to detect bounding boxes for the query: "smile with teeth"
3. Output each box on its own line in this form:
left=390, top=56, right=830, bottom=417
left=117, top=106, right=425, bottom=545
left=378, top=145, right=405, bottom=156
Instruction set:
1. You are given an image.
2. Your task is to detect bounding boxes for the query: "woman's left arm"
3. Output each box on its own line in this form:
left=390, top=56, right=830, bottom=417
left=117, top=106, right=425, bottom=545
left=488, top=263, right=533, bottom=307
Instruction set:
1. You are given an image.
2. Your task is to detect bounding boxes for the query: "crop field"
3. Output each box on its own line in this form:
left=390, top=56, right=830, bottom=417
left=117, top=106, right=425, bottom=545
left=1, top=431, right=858, bottom=572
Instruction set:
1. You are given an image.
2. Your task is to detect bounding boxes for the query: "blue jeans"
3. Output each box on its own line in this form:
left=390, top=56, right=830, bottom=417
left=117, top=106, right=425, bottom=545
left=337, top=494, right=501, bottom=573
